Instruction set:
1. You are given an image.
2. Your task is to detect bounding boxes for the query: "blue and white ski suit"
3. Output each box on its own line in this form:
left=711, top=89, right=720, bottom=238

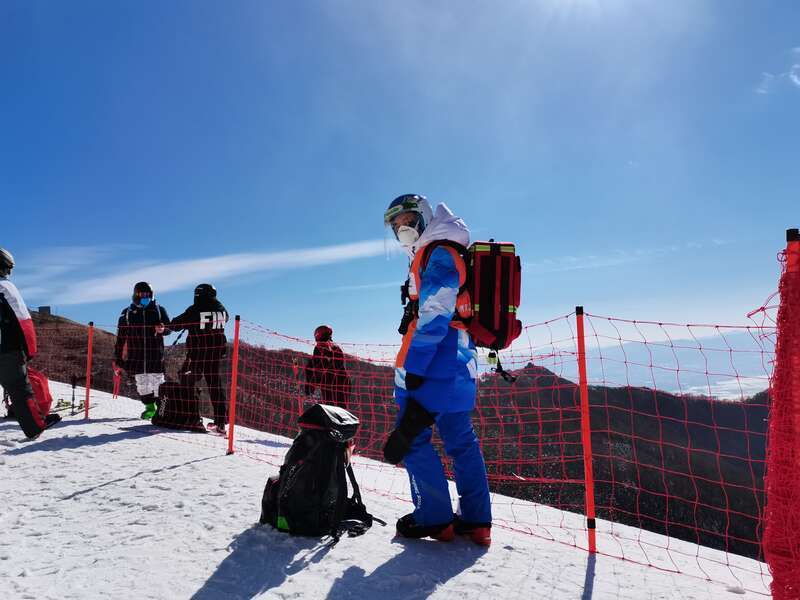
left=394, top=203, right=492, bottom=526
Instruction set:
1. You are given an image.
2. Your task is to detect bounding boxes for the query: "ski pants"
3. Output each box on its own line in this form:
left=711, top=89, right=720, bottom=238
left=0, top=351, right=43, bottom=439
left=134, top=372, right=165, bottom=401
left=319, top=380, right=351, bottom=411
left=183, top=359, right=226, bottom=425
left=398, top=403, right=492, bottom=526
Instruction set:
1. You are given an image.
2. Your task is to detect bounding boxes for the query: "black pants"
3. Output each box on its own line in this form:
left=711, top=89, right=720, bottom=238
left=183, top=359, right=227, bottom=425
left=0, top=351, right=42, bottom=439
left=320, top=385, right=351, bottom=411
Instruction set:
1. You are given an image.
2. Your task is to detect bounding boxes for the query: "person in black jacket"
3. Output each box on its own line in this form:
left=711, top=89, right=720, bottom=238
left=114, top=281, right=170, bottom=419
left=0, top=247, right=60, bottom=438
left=304, top=325, right=351, bottom=409
left=170, top=283, right=229, bottom=433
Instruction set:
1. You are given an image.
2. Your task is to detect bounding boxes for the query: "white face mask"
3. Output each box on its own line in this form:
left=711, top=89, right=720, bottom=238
left=396, top=226, right=420, bottom=247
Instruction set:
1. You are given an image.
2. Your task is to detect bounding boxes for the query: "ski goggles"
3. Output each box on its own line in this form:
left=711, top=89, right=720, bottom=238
left=387, top=211, right=423, bottom=237
left=383, top=195, right=425, bottom=225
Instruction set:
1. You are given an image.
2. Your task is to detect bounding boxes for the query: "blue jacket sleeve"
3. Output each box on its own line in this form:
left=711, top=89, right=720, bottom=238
left=403, top=246, right=459, bottom=376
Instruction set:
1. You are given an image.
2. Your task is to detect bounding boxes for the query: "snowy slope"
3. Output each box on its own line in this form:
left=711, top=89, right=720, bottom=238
left=0, top=382, right=771, bottom=599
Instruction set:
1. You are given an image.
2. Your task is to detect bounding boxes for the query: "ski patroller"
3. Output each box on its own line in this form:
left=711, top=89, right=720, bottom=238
left=383, top=194, right=494, bottom=546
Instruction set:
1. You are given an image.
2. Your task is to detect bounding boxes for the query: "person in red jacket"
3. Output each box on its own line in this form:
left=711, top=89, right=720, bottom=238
left=0, top=248, right=60, bottom=439
left=304, top=325, right=352, bottom=409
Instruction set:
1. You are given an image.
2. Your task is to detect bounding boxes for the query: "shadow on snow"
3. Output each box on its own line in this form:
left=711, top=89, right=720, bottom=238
left=59, top=455, right=221, bottom=501
left=1, top=417, right=199, bottom=455
left=191, top=525, right=335, bottom=600
left=325, top=537, right=488, bottom=600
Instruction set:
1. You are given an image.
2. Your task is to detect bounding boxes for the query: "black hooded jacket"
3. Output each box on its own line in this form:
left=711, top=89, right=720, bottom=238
left=114, top=301, right=171, bottom=374
left=170, top=298, right=229, bottom=363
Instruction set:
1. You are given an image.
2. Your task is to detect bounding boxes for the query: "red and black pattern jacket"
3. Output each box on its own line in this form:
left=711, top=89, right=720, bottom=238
left=304, top=342, right=350, bottom=394
left=0, top=278, right=37, bottom=359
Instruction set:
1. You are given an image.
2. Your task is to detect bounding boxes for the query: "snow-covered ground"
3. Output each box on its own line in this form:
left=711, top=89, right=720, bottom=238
left=0, top=382, right=771, bottom=599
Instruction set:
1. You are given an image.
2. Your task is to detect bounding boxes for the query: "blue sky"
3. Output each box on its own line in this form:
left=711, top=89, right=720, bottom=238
left=2, top=1, right=798, bottom=343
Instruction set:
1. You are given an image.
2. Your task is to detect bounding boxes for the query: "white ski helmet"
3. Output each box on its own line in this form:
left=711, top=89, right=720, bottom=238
left=0, top=247, right=14, bottom=277
left=384, top=194, right=434, bottom=246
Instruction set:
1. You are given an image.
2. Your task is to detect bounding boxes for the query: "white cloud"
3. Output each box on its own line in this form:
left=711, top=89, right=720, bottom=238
left=524, top=241, right=721, bottom=274
left=683, top=376, right=769, bottom=400
left=755, top=47, right=800, bottom=93
left=14, top=245, right=138, bottom=289
left=318, top=281, right=400, bottom=294
left=525, top=253, right=636, bottom=274
left=20, top=240, right=387, bottom=305
left=755, top=72, right=774, bottom=94
left=790, top=64, right=800, bottom=87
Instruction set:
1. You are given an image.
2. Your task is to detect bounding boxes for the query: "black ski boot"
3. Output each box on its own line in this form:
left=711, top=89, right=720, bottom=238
left=395, top=513, right=454, bottom=542
left=44, top=413, right=62, bottom=429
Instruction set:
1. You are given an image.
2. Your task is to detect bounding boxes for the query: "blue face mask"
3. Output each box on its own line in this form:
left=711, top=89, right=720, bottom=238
left=139, top=297, right=151, bottom=307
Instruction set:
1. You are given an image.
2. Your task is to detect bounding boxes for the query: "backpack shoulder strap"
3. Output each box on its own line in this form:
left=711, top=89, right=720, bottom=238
left=331, top=464, right=386, bottom=543
left=419, top=239, right=467, bottom=270
left=345, top=463, right=364, bottom=506
left=419, top=240, right=469, bottom=291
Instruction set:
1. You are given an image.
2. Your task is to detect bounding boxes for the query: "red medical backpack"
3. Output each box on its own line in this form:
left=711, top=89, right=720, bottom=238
left=417, top=239, right=522, bottom=351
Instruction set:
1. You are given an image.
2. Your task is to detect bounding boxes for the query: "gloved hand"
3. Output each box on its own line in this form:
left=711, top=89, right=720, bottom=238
left=405, top=372, right=424, bottom=391
left=383, top=398, right=436, bottom=465
left=112, top=361, right=124, bottom=376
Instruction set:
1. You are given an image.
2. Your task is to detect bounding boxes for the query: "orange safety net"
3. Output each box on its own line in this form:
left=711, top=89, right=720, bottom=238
left=763, top=231, right=800, bottom=599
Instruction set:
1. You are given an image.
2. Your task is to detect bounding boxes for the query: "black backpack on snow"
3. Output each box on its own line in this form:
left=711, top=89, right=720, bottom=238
left=152, top=378, right=205, bottom=432
left=259, top=404, right=383, bottom=541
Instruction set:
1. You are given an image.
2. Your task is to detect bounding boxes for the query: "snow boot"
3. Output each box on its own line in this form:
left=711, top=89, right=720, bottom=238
left=454, top=516, right=492, bottom=547
left=140, top=402, right=157, bottom=420
left=44, top=413, right=61, bottom=429
left=395, top=513, right=454, bottom=542
left=207, top=422, right=227, bottom=435
left=20, top=413, right=61, bottom=441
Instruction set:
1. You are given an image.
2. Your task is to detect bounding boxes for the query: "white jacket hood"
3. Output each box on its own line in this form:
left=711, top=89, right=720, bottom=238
left=408, top=202, right=470, bottom=258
